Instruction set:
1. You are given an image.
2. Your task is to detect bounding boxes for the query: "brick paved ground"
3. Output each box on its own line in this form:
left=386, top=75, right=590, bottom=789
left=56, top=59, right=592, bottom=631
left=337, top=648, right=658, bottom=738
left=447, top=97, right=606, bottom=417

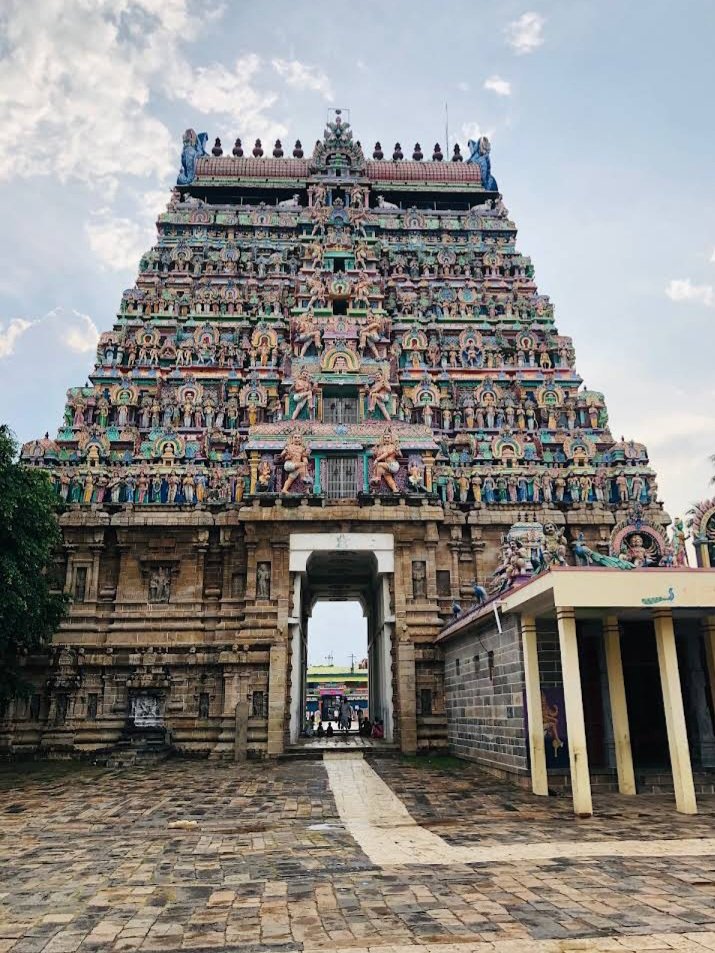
left=3, top=756, right=715, bottom=952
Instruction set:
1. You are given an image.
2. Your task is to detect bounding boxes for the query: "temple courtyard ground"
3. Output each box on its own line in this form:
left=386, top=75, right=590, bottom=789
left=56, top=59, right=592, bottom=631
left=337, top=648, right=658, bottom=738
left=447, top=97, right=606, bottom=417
left=4, top=757, right=715, bottom=952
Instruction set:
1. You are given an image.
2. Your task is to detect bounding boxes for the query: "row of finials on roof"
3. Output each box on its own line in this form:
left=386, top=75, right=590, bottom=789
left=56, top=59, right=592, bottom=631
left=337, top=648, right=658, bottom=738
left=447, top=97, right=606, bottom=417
left=209, top=138, right=472, bottom=163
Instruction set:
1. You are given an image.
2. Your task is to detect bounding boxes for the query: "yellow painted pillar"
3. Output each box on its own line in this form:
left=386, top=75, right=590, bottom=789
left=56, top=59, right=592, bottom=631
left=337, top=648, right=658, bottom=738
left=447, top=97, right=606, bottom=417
left=556, top=607, right=593, bottom=816
left=603, top=616, right=636, bottom=795
left=521, top=615, right=548, bottom=796
left=653, top=609, right=697, bottom=814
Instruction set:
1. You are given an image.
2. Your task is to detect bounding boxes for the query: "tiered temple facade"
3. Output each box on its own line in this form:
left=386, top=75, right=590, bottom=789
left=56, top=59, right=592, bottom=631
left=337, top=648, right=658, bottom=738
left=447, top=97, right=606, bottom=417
left=4, top=112, right=676, bottom=760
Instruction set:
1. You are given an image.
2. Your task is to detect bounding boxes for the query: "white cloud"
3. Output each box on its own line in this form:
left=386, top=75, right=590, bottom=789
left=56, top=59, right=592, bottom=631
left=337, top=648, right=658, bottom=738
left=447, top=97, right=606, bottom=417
left=710, top=248, right=715, bottom=262
left=86, top=210, right=154, bottom=272
left=483, top=75, right=512, bottom=96
left=0, top=309, right=99, bottom=360
left=176, top=54, right=286, bottom=142
left=505, top=12, right=545, bottom=54
left=457, top=81, right=470, bottom=93
left=0, top=0, right=192, bottom=186
left=461, top=122, right=494, bottom=145
left=271, top=59, right=334, bottom=101
left=63, top=313, right=100, bottom=353
left=0, top=319, right=32, bottom=359
left=0, top=2, right=288, bottom=189
left=665, top=278, right=715, bottom=307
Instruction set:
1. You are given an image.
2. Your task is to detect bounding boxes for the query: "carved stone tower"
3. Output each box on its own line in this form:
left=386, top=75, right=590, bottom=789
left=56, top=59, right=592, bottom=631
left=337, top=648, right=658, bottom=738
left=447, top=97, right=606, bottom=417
left=9, top=112, right=668, bottom=758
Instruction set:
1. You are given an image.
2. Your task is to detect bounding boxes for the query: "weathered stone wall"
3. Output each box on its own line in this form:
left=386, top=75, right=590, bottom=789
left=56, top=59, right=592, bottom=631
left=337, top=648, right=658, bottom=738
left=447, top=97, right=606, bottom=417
left=444, top=614, right=528, bottom=777
left=0, top=498, right=634, bottom=761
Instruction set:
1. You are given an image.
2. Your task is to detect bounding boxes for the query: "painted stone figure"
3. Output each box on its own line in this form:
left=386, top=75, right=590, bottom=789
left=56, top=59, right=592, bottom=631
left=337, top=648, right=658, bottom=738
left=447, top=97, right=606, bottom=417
left=412, top=561, right=427, bottom=599
left=256, top=562, right=271, bottom=599
left=279, top=435, right=312, bottom=494
left=370, top=431, right=401, bottom=493
left=368, top=370, right=393, bottom=421
left=177, top=129, right=208, bottom=185
left=359, top=313, right=383, bottom=359
left=148, top=566, right=171, bottom=603
left=290, top=368, right=316, bottom=420
left=466, top=137, right=498, bottom=191
left=671, top=517, right=689, bottom=567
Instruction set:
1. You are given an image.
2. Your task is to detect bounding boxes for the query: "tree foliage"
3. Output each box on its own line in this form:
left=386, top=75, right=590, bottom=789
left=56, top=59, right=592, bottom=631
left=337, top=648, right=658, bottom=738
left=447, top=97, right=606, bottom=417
left=0, top=425, right=67, bottom=706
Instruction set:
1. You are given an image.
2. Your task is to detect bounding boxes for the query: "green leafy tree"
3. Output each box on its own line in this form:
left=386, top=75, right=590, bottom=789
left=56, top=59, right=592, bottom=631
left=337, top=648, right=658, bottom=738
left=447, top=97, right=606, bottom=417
left=0, top=425, right=67, bottom=707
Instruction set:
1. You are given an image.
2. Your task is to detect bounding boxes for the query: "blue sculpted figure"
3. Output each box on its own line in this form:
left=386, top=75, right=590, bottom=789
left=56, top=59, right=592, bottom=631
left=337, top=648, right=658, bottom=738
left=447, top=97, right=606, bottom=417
left=177, top=128, right=208, bottom=186
left=466, top=137, right=498, bottom=191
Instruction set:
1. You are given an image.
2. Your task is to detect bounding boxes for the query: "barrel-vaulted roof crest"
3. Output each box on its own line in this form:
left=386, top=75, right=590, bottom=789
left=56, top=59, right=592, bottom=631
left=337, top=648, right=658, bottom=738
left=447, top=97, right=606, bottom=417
left=310, top=108, right=365, bottom=175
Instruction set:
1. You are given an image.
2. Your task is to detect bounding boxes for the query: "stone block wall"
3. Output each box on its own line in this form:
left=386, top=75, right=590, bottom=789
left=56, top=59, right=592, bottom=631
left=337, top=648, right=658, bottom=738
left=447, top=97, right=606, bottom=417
left=536, top=621, right=563, bottom=689
left=444, top=613, right=528, bottom=778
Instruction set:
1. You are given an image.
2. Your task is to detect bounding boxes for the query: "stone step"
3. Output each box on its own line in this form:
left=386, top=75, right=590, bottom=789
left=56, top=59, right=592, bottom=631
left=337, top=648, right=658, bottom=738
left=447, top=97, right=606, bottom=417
left=280, top=741, right=401, bottom=761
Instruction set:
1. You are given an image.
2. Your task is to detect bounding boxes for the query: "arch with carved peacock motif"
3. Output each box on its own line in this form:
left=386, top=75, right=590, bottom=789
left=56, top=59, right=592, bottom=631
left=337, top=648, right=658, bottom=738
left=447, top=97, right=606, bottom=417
left=516, top=331, right=538, bottom=352
left=610, top=514, right=667, bottom=567
left=401, top=327, right=428, bottom=352
left=193, top=323, right=219, bottom=349
left=150, top=432, right=187, bottom=465
left=176, top=380, right=204, bottom=405
left=403, top=208, right=427, bottom=230
left=535, top=382, right=565, bottom=409
left=170, top=243, right=193, bottom=271
left=474, top=378, right=503, bottom=407
left=409, top=378, right=441, bottom=428
left=320, top=344, right=361, bottom=373
left=135, top=326, right=161, bottom=348
left=563, top=435, right=596, bottom=467
left=251, top=326, right=279, bottom=367
left=77, top=429, right=111, bottom=465
left=491, top=435, right=523, bottom=468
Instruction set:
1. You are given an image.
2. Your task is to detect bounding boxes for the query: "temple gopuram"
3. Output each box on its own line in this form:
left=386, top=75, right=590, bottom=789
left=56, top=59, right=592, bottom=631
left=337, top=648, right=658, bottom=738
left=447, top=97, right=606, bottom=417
left=9, top=109, right=702, bottom=772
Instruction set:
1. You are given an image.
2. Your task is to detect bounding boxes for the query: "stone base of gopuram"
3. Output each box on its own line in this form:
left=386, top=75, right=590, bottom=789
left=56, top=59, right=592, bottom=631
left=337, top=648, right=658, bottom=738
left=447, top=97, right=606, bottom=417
left=0, top=497, right=654, bottom=762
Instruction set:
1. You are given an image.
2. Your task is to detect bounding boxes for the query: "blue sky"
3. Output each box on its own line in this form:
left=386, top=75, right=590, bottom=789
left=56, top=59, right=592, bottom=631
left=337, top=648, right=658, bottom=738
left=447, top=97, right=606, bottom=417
left=0, top=0, right=713, bottom=581
left=308, top=601, right=366, bottom=668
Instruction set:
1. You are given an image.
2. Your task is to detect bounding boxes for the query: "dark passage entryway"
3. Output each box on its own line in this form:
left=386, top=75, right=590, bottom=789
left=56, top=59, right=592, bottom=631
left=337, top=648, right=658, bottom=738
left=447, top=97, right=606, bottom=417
left=621, top=622, right=669, bottom=769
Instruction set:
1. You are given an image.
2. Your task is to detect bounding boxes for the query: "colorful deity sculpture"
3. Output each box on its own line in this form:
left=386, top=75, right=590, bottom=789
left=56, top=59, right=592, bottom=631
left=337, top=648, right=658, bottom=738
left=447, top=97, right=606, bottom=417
left=370, top=431, right=401, bottom=493
left=279, top=435, right=312, bottom=494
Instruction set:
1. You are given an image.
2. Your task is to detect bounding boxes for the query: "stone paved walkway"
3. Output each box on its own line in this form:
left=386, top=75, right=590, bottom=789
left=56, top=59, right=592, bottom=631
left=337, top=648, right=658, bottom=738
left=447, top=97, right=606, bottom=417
left=325, top=753, right=715, bottom=866
left=2, top=756, right=715, bottom=952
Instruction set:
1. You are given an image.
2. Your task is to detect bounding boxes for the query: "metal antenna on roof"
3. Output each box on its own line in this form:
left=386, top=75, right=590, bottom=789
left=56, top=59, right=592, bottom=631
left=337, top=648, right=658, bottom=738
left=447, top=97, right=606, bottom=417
left=445, top=102, right=449, bottom=153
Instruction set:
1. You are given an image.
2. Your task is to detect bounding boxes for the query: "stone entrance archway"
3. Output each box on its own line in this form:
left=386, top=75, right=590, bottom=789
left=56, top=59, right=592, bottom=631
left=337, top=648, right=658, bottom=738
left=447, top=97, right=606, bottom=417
left=287, top=533, right=395, bottom=744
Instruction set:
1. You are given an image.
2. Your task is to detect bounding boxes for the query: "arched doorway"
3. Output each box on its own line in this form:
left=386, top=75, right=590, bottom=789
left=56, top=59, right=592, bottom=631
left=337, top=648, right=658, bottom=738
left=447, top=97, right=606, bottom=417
left=307, top=601, right=368, bottom=725
left=287, top=533, right=395, bottom=744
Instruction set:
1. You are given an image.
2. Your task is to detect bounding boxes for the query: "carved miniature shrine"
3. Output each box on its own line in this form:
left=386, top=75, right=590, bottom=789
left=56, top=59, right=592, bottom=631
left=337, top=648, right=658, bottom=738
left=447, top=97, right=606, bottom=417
left=6, top=111, right=676, bottom=759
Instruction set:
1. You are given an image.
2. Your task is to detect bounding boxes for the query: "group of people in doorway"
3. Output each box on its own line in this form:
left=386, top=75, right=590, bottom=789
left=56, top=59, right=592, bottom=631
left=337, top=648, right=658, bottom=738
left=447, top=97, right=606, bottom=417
left=303, top=697, right=385, bottom=739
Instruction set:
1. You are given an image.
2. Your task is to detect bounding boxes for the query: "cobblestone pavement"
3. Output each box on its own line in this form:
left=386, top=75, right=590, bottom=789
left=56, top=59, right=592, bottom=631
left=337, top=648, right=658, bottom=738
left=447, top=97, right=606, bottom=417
left=3, top=756, right=715, bottom=952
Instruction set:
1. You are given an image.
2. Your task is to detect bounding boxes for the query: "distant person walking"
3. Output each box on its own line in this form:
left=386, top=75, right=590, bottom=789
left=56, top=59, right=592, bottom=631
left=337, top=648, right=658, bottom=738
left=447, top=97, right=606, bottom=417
left=339, top=697, right=353, bottom=735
